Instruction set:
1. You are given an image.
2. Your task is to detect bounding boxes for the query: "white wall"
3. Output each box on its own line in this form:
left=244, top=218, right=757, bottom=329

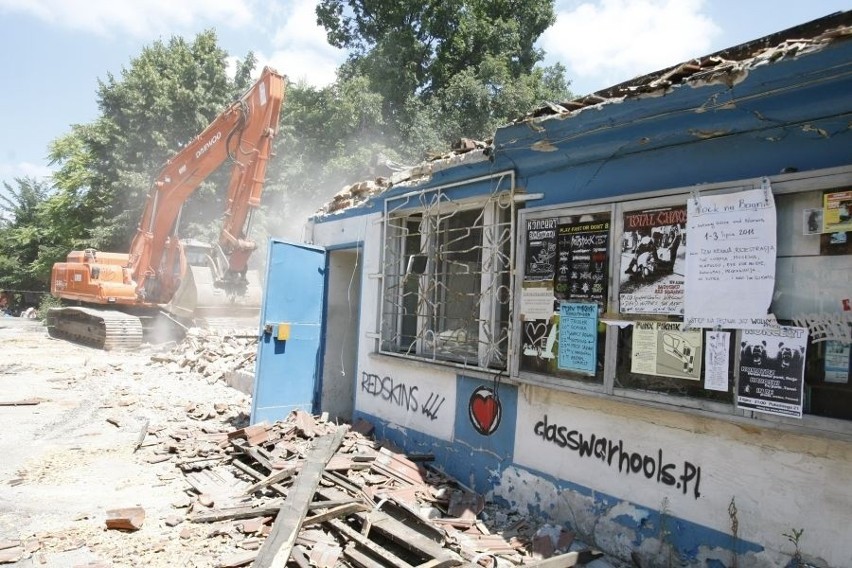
left=499, top=384, right=852, bottom=567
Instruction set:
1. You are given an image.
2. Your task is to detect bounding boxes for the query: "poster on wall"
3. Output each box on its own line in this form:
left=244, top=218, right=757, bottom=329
left=824, top=341, right=851, bottom=384
left=619, top=206, right=687, bottom=315
left=704, top=331, right=731, bottom=392
left=737, top=327, right=807, bottom=418
left=525, top=218, right=558, bottom=281
left=557, top=302, right=598, bottom=374
left=521, top=316, right=558, bottom=373
left=631, top=321, right=703, bottom=380
left=555, top=220, right=609, bottom=309
left=520, top=283, right=556, bottom=321
left=684, top=187, right=777, bottom=329
left=821, top=190, right=852, bottom=233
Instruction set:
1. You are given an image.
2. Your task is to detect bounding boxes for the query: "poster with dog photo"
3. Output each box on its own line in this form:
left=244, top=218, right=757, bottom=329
left=737, top=327, right=808, bottom=418
left=619, top=206, right=686, bottom=315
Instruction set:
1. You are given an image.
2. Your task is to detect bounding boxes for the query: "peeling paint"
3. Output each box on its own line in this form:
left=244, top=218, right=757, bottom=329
left=689, top=128, right=732, bottom=139
left=531, top=140, right=558, bottom=152
left=801, top=124, right=831, bottom=138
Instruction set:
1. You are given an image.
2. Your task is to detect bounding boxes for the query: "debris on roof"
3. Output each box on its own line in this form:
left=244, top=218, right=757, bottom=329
left=523, top=10, right=852, bottom=122
left=316, top=138, right=490, bottom=216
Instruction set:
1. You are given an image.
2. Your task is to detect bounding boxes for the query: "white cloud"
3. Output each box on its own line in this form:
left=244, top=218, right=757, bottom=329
left=0, top=0, right=254, bottom=38
left=0, top=161, right=54, bottom=182
left=263, top=0, right=344, bottom=88
left=542, top=0, right=721, bottom=94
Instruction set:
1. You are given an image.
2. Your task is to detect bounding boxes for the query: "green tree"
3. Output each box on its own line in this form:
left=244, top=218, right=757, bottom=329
left=48, top=30, right=253, bottom=252
left=0, top=177, right=82, bottom=292
left=315, top=0, right=570, bottom=145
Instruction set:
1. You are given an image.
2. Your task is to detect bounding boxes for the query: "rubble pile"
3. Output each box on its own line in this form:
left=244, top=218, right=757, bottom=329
left=138, top=410, right=599, bottom=568
left=152, top=328, right=257, bottom=384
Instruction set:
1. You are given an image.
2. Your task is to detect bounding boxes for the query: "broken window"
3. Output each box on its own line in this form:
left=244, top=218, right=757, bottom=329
left=380, top=187, right=514, bottom=369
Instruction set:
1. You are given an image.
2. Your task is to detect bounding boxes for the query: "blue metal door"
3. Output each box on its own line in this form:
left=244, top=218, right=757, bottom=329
left=251, top=239, right=327, bottom=424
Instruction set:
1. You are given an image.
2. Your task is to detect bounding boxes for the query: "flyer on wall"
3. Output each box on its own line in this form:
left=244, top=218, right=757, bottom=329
left=684, top=187, right=777, bottom=329
left=821, top=190, right=852, bottom=233
left=525, top=218, right=558, bottom=281
left=737, top=326, right=808, bottom=418
left=824, top=340, right=851, bottom=384
left=631, top=321, right=703, bottom=380
left=619, top=206, right=686, bottom=315
left=555, top=220, right=610, bottom=309
left=557, top=302, right=598, bottom=374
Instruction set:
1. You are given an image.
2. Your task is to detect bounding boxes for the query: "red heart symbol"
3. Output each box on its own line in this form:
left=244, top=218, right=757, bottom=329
left=471, top=394, right=498, bottom=432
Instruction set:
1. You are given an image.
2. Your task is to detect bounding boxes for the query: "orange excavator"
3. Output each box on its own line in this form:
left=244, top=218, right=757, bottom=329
left=48, top=67, right=286, bottom=349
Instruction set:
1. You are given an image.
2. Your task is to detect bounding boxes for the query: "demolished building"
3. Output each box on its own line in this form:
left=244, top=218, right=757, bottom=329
left=251, top=11, right=852, bottom=568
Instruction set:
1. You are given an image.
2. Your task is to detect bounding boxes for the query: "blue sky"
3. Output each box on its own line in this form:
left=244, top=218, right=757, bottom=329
left=0, top=0, right=848, bottom=192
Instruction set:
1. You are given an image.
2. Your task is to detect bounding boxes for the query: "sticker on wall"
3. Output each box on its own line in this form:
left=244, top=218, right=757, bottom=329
left=468, top=386, right=502, bottom=436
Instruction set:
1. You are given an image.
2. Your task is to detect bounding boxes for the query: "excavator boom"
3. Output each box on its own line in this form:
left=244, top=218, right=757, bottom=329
left=49, top=67, right=286, bottom=349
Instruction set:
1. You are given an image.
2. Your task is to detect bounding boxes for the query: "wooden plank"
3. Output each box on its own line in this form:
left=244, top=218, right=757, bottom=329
left=343, top=545, right=386, bottom=568
left=242, top=464, right=299, bottom=496
left=519, top=552, right=579, bottom=568
left=357, top=510, right=453, bottom=562
left=302, top=502, right=369, bottom=527
left=190, top=501, right=285, bottom=523
left=328, top=519, right=414, bottom=568
left=251, top=426, right=349, bottom=568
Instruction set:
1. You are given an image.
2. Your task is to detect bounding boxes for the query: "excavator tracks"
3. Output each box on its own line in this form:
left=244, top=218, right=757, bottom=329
left=46, top=307, right=144, bottom=350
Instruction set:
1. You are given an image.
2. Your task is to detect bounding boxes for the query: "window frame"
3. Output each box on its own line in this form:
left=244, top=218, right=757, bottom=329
left=377, top=175, right=517, bottom=372
left=511, top=165, right=852, bottom=439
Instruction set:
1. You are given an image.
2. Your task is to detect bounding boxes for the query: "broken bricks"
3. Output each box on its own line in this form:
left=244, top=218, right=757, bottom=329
left=138, top=409, right=600, bottom=568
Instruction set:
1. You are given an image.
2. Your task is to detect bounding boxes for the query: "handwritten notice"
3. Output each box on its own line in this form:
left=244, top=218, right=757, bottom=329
left=558, top=302, right=598, bottom=374
left=521, top=284, right=556, bottom=321
left=704, top=331, right=730, bottom=391
left=684, top=188, right=777, bottom=329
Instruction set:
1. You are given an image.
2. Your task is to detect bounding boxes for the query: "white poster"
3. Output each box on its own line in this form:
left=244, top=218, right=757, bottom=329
left=520, top=285, right=556, bottom=321
left=704, top=331, right=730, bottom=392
left=684, top=187, right=777, bottom=329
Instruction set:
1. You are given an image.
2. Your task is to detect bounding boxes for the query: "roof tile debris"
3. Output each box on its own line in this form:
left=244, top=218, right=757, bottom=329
left=134, top=409, right=602, bottom=567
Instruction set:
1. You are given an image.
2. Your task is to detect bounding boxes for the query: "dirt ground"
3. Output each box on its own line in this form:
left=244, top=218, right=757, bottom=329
left=0, top=317, right=253, bottom=567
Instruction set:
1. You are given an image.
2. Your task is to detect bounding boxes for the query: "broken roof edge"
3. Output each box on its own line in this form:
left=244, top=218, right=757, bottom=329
left=521, top=10, right=852, bottom=123
left=312, top=144, right=492, bottom=219
left=309, top=10, right=851, bottom=221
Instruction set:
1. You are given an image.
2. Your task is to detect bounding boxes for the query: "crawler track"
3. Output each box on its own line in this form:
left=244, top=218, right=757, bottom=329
left=46, top=307, right=144, bottom=350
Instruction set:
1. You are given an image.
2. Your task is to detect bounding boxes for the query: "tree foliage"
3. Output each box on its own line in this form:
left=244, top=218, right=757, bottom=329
left=0, top=3, right=572, bottom=295
left=48, top=29, right=247, bottom=252
left=316, top=0, right=570, bottom=144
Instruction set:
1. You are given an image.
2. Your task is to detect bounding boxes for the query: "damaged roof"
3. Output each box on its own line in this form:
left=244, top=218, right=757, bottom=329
left=314, top=10, right=852, bottom=219
left=523, top=10, right=852, bottom=121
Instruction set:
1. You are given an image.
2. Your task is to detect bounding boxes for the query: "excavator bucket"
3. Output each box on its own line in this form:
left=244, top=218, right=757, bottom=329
left=165, top=264, right=263, bottom=329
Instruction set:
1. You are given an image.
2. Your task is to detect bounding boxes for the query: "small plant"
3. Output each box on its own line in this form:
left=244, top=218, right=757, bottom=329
left=36, top=293, right=61, bottom=321
left=783, top=528, right=805, bottom=568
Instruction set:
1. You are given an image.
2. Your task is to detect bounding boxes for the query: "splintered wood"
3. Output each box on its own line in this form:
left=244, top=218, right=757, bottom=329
left=143, top=409, right=591, bottom=568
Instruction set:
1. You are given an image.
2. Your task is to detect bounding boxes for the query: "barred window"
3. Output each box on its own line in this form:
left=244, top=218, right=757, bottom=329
left=380, top=189, right=514, bottom=370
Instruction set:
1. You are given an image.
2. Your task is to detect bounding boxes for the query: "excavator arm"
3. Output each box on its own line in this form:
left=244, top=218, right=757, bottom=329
left=49, top=67, right=286, bottom=349
left=129, top=66, right=285, bottom=304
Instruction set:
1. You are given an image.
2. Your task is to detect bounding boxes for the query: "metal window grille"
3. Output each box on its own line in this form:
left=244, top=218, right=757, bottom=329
left=379, top=180, right=515, bottom=369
